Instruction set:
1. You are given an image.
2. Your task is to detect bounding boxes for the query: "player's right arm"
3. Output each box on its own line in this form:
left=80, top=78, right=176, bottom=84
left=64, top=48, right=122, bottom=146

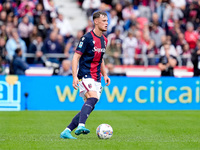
left=72, top=52, right=81, bottom=90
left=72, top=35, right=88, bottom=89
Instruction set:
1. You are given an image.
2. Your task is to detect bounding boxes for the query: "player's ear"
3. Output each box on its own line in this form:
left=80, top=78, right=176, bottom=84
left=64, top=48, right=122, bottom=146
left=94, top=18, right=98, bottom=25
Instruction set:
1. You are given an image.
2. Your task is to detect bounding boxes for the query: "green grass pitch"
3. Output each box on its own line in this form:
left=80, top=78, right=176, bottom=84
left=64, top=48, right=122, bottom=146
left=0, top=111, right=200, bottom=150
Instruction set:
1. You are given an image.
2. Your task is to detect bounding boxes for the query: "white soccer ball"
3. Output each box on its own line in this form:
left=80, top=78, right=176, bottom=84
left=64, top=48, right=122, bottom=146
left=96, top=124, right=113, bottom=139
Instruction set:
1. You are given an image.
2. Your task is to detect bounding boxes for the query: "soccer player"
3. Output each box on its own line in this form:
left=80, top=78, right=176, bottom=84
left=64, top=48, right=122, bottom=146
left=60, top=11, right=110, bottom=139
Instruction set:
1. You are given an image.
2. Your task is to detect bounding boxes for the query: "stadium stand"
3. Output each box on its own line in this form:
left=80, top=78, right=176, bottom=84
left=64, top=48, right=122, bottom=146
left=0, top=0, right=199, bottom=77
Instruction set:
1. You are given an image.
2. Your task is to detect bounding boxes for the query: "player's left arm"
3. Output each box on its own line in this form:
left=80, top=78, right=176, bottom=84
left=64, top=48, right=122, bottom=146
left=101, top=59, right=110, bottom=86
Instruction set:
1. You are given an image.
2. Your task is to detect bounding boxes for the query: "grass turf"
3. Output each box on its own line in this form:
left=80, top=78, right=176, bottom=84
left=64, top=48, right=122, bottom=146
left=0, top=111, right=200, bottom=150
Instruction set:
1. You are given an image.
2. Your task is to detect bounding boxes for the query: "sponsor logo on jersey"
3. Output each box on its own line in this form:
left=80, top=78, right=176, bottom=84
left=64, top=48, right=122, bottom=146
left=78, top=42, right=83, bottom=48
left=92, top=47, right=106, bottom=53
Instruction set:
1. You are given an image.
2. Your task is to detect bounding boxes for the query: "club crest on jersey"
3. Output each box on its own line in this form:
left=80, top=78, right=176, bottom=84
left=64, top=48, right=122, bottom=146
left=82, top=37, right=85, bottom=41
left=93, top=41, right=95, bottom=44
left=88, top=84, right=92, bottom=89
left=104, top=41, right=107, bottom=47
left=78, top=42, right=83, bottom=48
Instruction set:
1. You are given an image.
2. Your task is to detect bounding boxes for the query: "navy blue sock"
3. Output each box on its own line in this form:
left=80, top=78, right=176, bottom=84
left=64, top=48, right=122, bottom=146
left=67, top=112, right=80, bottom=131
left=79, top=97, right=98, bottom=124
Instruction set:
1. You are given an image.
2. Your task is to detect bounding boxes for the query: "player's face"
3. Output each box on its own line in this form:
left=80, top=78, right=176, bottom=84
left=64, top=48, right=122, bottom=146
left=97, top=15, right=108, bottom=32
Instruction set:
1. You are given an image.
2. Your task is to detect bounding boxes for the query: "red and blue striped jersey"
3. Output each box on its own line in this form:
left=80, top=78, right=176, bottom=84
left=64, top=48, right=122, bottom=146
left=75, top=30, right=108, bottom=82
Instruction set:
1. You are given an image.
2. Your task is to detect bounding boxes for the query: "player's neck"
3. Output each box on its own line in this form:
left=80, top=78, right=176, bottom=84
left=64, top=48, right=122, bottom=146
left=93, top=28, right=103, bottom=37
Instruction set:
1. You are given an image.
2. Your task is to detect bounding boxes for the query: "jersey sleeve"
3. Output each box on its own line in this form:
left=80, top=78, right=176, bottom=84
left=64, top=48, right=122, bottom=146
left=75, top=36, right=88, bottom=55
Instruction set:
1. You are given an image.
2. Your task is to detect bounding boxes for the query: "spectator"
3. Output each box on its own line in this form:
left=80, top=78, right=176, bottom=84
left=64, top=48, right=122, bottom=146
left=56, top=13, right=72, bottom=37
left=122, top=2, right=139, bottom=21
left=83, top=18, right=94, bottom=34
left=58, top=59, right=72, bottom=76
left=163, top=1, right=183, bottom=23
left=167, top=22, right=182, bottom=46
left=184, top=1, right=199, bottom=29
left=191, top=40, right=200, bottom=76
left=107, top=9, right=118, bottom=34
left=57, top=34, right=65, bottom=53
left=37, top=14, right=50, bottom=39
left=18, top=15, right=34, bottom=48
left=13, top=15, right=19, bottom=28
left=82, top=0, right=101, bottom=17
left=1, top=0, right=200, bottom=70
left=50, top=18, right=59, bottom=34
left=18, top=0, right=35, bottom=23
left=34, top=3, right=45, bottom=25
left=30, top=26, right=39, bottom=42
left=114, top=2, right=123, bottom=20
left=151, top=12, right=162, bottom=27
left=184, top=22, right=199, bottom=50
left=171, top=0, right=186, bottom=10
left=97, top=3, right=111, bottom=25
left=165, top=11, right=175, bottom=34
left=28, top=34, right=44, bottom=64
left=6, top=29, right=27, bottom=61
left=0, top=23, right=8, bottom=41
left=158, top=43, right=177, bottom=76
left=3, top=1, right=16, bottom=15
left=10, top=48, right=29, bottom=75
left=0, top=37, right=6, bottom=73
left=6, top=13, right=13, bottom=24
left=150, top=22, right=165, bottom=49
left=0, top=36, right=6, bottom=60
left=176, top=32, right=187, bottom=54
left=124, top=13, right=137, bottom=31
left=138, top=0, right=151, bottom=20
left=42, top=31, right=62, bottom=64
left=110, top=18, right=124, bottom=34
left=105, top=38, right=121, bottom=65
left=160, top=40, right=177, bottom=57
left=143, top=32, right=155, bottom=65
left=43, top=0, right=58, bottom=22
left=122, top=30, right=137, bottom=65
left=5, top=22, right=14, bottom=38
left=64, top=30, right=83, bottom=60
left=180, top=43, right=191, bottom=66
left=135, top=30, right=146, bottom=65
left=57, top=34, right=66, bottom=62
left=107, top=26, right=123, bottom=46
left=0, top=11, right=7, bottom=25
left=136, top=16, right=149, bottom=33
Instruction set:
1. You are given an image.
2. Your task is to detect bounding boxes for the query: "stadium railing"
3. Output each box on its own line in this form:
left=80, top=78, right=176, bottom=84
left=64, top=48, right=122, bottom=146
left=25, top=53, right=193, bottom=67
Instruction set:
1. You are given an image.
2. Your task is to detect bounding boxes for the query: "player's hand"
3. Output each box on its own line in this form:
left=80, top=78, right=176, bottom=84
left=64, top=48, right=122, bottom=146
left=73, top=77, right=79, bottom=90
left=104, top=75, right=110, bottom=86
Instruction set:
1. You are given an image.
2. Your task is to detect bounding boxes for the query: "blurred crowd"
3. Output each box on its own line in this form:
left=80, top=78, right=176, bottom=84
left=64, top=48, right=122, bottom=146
left=0, top=0, right=200, bottom=76
left=0, top=0, right=75, bottom=75
left=78, top=0, right=200, bottom=76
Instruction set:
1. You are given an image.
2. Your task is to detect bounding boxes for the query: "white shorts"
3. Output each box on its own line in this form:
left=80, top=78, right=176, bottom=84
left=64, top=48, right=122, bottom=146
left=78, top=78, right=102, bottom=100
